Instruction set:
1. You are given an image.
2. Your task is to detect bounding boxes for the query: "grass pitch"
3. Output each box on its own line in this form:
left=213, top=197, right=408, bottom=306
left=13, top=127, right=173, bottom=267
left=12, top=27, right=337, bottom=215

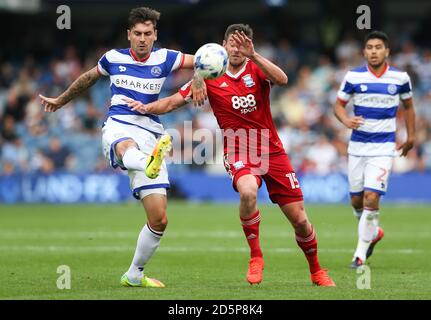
left=0, top=201, right=430, bottom=300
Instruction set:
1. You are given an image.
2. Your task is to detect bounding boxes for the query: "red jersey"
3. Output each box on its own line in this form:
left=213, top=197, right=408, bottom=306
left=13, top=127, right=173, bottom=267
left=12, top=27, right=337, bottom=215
left=179, top=59, right=285, bottom=156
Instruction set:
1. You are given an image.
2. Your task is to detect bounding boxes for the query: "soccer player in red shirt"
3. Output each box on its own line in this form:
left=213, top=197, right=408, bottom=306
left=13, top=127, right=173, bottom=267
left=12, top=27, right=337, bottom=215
left=124, top=24, right=335, bottom=287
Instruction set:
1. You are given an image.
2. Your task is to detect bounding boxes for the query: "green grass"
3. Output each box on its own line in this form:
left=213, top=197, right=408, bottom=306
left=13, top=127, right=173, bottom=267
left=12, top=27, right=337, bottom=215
left=0, top=202, right=430, bottom=299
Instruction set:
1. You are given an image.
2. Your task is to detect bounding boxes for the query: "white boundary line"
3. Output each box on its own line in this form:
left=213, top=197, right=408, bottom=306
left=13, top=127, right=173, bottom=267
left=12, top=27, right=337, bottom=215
left=0, top=245, right=424, bottom=254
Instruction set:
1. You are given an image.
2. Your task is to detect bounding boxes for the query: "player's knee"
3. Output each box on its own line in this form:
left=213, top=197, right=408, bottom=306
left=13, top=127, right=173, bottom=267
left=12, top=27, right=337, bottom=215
left=115, top=139, right=137, bottom=159
left=149, top=213, right=168, bottom=232
left=364, top=191, right=380, bottom=208
left=239, top=189, right=257, bottom=206
left=351, top=199, right=362, bottom=210
left=350, top=193, right=363, bottom=209
left=148, top=208, right=168, bottom=231
left=159, top=216, right=168, bottom=230
left=292, top=217, right=309, bottom=231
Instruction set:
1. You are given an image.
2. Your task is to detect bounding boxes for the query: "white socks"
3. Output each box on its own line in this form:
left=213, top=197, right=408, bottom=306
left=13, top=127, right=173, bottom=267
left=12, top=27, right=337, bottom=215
left=354, top=208, right=379, bottom=261
left=126, top=224, right=164, bottom=281
left=122, top=147, right=148, bottom=171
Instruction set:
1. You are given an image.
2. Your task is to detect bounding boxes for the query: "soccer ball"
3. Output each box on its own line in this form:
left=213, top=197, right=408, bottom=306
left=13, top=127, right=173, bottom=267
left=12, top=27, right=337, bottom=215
left=193, top=43, right=228, bottom=79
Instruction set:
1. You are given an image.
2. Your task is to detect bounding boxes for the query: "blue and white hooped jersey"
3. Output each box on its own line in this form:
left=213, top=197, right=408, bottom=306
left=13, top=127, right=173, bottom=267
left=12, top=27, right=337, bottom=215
left=337, top=64, right=413, bottom=157
left=97, top=48, right=184, bottom=134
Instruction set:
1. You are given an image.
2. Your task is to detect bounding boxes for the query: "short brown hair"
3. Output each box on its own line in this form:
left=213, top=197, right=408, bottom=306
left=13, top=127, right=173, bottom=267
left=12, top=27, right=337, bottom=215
left=364, top=30, right=389, bottom=48
left=224, top=24, right=253, bottom=40
left=128, top=7, right=160, bottom=29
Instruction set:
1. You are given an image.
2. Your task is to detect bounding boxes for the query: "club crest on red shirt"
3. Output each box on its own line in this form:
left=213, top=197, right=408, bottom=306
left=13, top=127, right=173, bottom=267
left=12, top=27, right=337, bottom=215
left=242, top=74, right=255, bottom=87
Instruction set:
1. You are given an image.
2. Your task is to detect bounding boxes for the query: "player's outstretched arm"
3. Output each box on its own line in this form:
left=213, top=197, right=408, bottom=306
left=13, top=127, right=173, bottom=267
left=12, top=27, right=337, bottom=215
left=333, top=98, right=364, bottom=129
left=179, top=54, right=207, bottom=106
left=123, top=93, right=187, bottom=115
left=232, top=30, right=288, bottom=86
left=39, top=66, right=101, bottom=112
left=182, top=54, right=195, bottom=69
left=398, top=98, right=416, bottom=156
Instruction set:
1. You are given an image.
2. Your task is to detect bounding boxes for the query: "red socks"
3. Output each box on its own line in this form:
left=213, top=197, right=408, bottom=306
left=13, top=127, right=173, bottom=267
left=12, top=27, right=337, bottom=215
left=241, top=212, right=321, bottom=274
left=296, top=226, right=321, bottom=274
left=240, top=210, right=263, bottom=258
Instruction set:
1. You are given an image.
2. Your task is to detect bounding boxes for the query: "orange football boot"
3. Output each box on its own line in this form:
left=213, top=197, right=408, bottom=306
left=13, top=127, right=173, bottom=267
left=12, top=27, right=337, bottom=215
left=311, top=269, right=336, bottom=287
left=246, top=257, right=264, bottom=285
left=366, top=227, right=385, bottom=259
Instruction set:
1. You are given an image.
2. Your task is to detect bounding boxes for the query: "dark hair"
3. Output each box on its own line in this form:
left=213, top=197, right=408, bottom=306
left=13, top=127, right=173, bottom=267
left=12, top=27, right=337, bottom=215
left=128, top=7, right=160, bottom=29
left=224, top=24, right=253, bottom=40
left=364, top=30, right=389, bottom=48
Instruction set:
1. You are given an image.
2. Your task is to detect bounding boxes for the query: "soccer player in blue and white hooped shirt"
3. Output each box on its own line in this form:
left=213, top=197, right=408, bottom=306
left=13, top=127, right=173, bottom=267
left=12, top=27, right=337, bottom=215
left=40, top=7, right=206, bottom=287
left=334, top=31, right=416, bottom=269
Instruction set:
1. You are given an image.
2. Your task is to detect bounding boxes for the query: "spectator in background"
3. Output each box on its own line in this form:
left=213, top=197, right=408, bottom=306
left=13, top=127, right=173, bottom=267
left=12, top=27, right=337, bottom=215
left=335, top=33, right=361, bottom=65
left=94, top=155, right=111, bottom=173
left=1, top=161, right=15, bottom=176
left=5, top=68, right=36, bottom=122
left=3, top=90, right=28, bottom=123
left=1, top=115, right=17, bottom=142
left=421, top=130, right=431, bottom=171
left=416, top=50, right=431, bottom=94
left=43, top=137, right=75, bottom=171
left=305, top=135, right=338, bottom=175
left=25, top=95, right=50, bottom=136
left=30, top=149, right=48, bottom=173
left=53, top=45, right=82, bottom=86
left=274, top=39, right=299, bottom=85
left=0, top=63, right=14, bottom=90
left=277, top=87, right=307, bottom=126
left=81, top=102, right=102, bottom=135
left=393, top=41, right=420, bottom=71
left=1, top=137, right=29, bottom=172
left=309, top=55, right=335, bottom=100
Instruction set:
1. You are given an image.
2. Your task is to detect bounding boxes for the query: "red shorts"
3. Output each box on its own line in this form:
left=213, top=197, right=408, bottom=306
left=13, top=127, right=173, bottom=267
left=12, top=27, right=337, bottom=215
left=223, top=152, right=303, bottom=206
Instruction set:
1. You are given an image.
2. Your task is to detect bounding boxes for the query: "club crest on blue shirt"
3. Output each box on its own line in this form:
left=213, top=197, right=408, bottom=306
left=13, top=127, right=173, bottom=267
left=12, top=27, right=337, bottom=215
left=360, top=84, right=368, bottom=92
left=151, top=66, right=162, bottom=77
left=242, top=74, right=255, bottom=87
left=119, top=66, right=127, bottom=72
left=387, top=84, right=397, bottom=95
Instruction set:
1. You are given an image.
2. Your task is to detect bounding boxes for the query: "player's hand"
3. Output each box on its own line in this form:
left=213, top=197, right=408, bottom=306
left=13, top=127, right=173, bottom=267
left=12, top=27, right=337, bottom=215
left=122, top=97, right=149, bottom=114
left=232, top=30, right=255, bottom=58
left=343, top=116, right=364, bottom=129
left=397, top=139, right=414, bottom=157
left=190, top=73, right=207, bottom=107
left=39, top=94, right=63, bottom=113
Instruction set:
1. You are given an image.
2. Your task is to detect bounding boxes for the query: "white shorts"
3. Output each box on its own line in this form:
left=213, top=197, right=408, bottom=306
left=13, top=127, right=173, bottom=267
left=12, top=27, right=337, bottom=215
left=348, top=155, right=393, bottom=196
left=102, top=117, right=169, bottom=200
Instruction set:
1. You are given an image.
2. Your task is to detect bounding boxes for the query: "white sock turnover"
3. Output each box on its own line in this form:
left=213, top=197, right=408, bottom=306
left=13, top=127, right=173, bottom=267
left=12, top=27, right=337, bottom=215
left=122, top=147, right=148, bottom=171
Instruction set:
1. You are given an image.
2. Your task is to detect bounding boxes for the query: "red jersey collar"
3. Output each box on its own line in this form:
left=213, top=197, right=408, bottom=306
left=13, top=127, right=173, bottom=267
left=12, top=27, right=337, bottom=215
left=129, top=48, right=151, bottom=62
left=367, top=63, right=389, bottom=78
left=225, top=59, right=249, bottom=79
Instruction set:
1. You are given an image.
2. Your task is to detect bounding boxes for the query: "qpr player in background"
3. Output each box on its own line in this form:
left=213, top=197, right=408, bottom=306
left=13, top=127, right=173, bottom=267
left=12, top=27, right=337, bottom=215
left=126, top=24, right=336, bottom=287
left=40, top=7, right=205, bottom=288
left=334, top=31, right=416, bottom=269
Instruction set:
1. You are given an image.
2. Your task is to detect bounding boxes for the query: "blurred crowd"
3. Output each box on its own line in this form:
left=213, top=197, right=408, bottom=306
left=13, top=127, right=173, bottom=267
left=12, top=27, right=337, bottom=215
left=1, top=34, right=431, bottom=176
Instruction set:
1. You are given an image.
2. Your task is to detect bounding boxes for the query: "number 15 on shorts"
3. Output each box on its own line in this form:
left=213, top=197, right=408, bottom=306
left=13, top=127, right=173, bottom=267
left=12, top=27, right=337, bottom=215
left=286, top=173, right=300, bottom=189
